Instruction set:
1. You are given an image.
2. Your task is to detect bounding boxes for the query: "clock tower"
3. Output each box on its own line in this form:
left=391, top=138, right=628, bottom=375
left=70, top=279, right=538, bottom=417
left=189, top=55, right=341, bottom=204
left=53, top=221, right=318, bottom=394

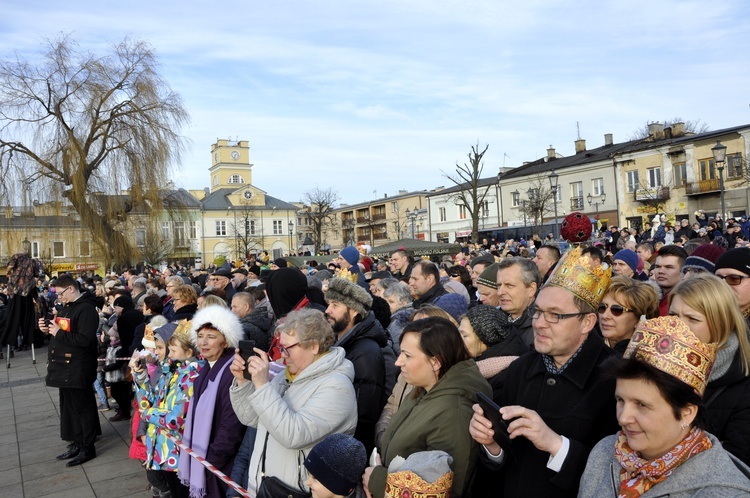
left=209, top=139, right=253, bottom=192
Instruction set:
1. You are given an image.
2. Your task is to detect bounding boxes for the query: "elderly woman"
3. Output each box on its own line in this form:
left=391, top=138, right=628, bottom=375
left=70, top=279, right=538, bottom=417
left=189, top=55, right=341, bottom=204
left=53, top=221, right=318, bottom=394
left=229, top=308, right=358, bottom=497
left=668, top=274, right=750, bottom=466
left=364, top=317, right=491, bottom=498
left=382, top=282, right=413, bottom=354
left=170, top=284, right=198, bottom=322
left=579, top=316, right=750, bottom=497
left=177, top=305, right=246, bottom=498
left=597, top=276, right=659, bottom=354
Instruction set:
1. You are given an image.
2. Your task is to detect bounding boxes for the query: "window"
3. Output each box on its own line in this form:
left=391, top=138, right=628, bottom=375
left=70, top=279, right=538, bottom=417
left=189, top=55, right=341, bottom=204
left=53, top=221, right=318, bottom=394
left=215, top=220, right=226, bottom=236
left=228, top=174, right=245, bottom=184
left=161, top=221, right=170, bottom=241
left=213, top=175, right=218, bottom=186
left=53, top=241, right=65, bottom=258
left=481, top=200, right=490, bottom=218
left=699, top=159, right=715, bottom=181
left=570, top=182, right=583, bottom=209
left=190, top=221, right=198, bottom=239
left=673, top=163, right=687, bottom=187
left=439, top=207, right=446, bottom=222
left=458, top=205, right=467, bottom=220
left=79, top=240, right=91, bottom=257
left=174, top=221, right=186, bottom=247
left=727, top=154, right=743, bottom=179
left=626, top=170, right=639, bottom=193
left=246, top=219, right=256, bottom=235
left=528, top=188, right=540, bottom=201
left=135, top=229, right=146, bottom=247
left=512, top=191, right=520, bottom=207
left=592, top=178, right=604, bottom=196
left=273, top=220, right=283, bottom=235
left=31, top=241, right=39, bottom=258
left=647, top=167, right=662, bottom=188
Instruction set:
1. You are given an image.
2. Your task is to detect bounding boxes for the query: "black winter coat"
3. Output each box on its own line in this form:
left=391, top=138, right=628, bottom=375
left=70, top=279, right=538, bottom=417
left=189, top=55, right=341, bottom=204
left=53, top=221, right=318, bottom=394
left=46, top=291, right=100, bottom=389
left=703, top=349, right=750, bottom=467
left=484, top=333, right=619, bottom=498
left=508, top=307, right=534, bottom=350
left=476, top=332, right=531, bottom=400
left=335, top=311, right=387, bottom=455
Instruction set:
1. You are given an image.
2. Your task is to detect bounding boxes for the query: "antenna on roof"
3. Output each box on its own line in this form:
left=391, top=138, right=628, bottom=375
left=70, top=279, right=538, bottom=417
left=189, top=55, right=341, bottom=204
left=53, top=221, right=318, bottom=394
left=576, top=122, right=581, bottom=140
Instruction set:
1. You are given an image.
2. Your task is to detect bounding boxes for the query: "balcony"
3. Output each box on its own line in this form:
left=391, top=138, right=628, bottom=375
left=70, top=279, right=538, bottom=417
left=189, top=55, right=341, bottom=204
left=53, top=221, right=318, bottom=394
left=686, top=179, right=720, bottom=196
left=357, top=234, right=371, bottom=242
left=570, top=196, right=584, bottom=210
left=374, top=231, right=388, bottom=240
left=356, top=216, right=370, bottom=223
left=372, top=213, right=386, bottom=221
left=634, top=186, right=671, bottom=202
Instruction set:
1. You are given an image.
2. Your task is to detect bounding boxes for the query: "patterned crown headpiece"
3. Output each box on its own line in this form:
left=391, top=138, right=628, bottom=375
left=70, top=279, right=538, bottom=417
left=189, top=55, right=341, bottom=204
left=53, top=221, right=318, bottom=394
left=544, top=246, right=612, bottom=310
left=624, top=316, right=718, bottom=395
left=143, top=324, right=156, bottom=344
left=337, top=268, right=359, bottom=283
left=172, top=319, right=194, bottom=347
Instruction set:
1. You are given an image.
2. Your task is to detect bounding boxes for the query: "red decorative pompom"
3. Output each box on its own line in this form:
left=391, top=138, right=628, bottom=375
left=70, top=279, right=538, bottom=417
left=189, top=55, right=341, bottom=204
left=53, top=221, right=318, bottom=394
left=560, top=212, right=592, bottom=243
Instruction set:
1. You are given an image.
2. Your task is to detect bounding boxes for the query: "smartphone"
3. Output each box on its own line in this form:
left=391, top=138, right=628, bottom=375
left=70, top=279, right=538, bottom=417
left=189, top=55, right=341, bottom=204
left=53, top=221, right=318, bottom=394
left=238, top=340, right=257, bottom=380
left=476, top=392, right=513, bottom=455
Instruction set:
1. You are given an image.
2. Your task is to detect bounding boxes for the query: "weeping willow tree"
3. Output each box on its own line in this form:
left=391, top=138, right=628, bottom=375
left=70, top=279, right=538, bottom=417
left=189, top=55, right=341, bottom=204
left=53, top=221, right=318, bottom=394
left=0, top=35, right=189, bottom=266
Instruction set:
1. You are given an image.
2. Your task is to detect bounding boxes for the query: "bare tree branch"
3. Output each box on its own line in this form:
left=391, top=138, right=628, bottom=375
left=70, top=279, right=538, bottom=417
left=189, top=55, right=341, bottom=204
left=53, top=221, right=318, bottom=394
left=443, top=143, right=491, bottom=242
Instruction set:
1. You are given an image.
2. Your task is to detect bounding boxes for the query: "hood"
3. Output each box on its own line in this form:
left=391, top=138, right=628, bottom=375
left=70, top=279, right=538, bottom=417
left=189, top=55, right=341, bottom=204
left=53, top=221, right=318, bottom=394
left=71, top=290, right=100, bottom=309
left=266, top=267, right=308, bottom=318
left=338, top=311, right=387, bottom=349
left=291, top=346, right=355, bottom=385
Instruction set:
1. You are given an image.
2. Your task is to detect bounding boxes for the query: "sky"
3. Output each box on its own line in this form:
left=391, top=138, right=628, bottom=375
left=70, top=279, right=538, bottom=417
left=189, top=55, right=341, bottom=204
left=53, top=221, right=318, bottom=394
left=2, top=1, right=750, bottom=206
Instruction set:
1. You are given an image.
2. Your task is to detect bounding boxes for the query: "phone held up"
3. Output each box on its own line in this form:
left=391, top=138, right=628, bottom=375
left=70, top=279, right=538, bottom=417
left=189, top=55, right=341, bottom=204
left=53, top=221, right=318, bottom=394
left=238, top=340, right=258, bottom=380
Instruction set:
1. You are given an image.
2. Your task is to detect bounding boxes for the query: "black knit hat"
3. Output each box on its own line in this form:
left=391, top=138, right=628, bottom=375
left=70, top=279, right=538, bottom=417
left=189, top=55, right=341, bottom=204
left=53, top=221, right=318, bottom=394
left=304, top=434, right=366, bottom=496
left=465, top=304, right=511, bottom=346
left=715, top=247, right=750, bottom=276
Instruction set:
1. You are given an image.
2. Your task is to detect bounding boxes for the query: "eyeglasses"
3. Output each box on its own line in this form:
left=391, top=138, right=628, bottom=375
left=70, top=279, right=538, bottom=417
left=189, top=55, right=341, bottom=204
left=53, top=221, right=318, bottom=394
left=59, top=286, right=71, bottom=296
left=276, top=342, right=300, bottom=356
left=529, top=305, right=588, bottom=324
left=597, top=302, right=633, bottom=317
left=717, top=274, right=750, bottom=286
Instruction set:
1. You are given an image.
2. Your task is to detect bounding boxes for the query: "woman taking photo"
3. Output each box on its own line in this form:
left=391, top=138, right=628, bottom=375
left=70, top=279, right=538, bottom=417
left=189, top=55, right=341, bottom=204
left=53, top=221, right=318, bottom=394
left=597, top=276, right=659, bottom=354
left=579, top=316, right=750, bottom=497
left=668, top=273, right=750, bottom=466
left=364, top=316, right=491, bottom=498
left=177, top=305, right=245, bottom=498
left=229, top=308, right=358, bottom=497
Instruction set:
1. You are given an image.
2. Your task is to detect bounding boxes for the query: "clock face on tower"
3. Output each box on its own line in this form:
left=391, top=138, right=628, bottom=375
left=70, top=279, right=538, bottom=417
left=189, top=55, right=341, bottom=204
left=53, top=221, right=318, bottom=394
left=231, top=150, right=240, bottom=160
left=243, top=190, right=253, bottom=200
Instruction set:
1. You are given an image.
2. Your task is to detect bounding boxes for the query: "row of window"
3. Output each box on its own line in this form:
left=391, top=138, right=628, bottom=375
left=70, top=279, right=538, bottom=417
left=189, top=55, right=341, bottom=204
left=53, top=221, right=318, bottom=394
left=215, top=219, right=289, bottom=236
left=626, top=154, right=744, bottom=192
left=437, top=201, right=491, bottom=222
left=29, top=240, right=90, bottom=259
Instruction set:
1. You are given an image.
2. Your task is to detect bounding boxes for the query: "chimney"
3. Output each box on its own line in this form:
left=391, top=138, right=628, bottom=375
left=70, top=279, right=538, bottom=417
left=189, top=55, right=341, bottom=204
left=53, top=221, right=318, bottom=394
left=574, top=139, right=586, bottom=153
left=398, top=189, right=407, bottom=195
left=664, top=127, right=673, bottom=139
left=547, top=146, right=556, bottom=159
left=604, top=133, right=613, bottom=146
left=648, top=122, right=665, bottom=140
left=671, top=122, right=685, bottom=137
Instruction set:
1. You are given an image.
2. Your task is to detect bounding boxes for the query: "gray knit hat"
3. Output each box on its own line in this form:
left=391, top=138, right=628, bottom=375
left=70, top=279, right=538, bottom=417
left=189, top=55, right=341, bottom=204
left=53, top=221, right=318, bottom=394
left=476, top=262, right=500, bottom=289
left=304, top=433, right=366, bottom=496
left=465, top=304, right=511, bottom=346
left=325, top=278, right=373, bottom=318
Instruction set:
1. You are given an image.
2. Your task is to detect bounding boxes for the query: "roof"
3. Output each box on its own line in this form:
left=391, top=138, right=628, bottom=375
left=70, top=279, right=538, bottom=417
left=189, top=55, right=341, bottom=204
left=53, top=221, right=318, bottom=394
left=336, top=189, right=428, bottom=211
left=425, top=177, right=498, bottom=198
left=200, top=188, right=298, bottom=211
left=93, top=188, right=201, bottom=215
left=0, top=215, right=83, bottom=228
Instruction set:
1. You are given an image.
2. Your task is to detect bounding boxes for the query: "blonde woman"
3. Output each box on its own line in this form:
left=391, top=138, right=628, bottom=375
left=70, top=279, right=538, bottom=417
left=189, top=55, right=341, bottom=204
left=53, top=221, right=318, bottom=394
left=597, top=276, right=659, bottom=354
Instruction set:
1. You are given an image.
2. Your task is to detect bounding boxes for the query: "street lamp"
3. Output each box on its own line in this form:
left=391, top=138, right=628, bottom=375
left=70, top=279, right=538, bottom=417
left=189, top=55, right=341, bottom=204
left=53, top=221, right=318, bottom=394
left=288, top=220, right=294, bottom=255
left=587, top=192, right=606, bottom=235
left=406, top=208, right=418, bottom=239
left=512, top=189, right=528, bottom=236
left=712, top=140, right=727, bottom=230
left=548, top=170, right=559, bottom=239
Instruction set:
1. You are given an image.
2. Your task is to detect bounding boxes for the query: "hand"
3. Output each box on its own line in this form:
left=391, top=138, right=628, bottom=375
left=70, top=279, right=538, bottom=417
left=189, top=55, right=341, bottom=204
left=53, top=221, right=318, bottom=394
left=247, top=348, right=270, bottom=389
left=501, top=405, right=563, bottom=456
left=229, top=350, right=249, bottom=386
left=129, top=350, right=144, bottom=373
left=362, top=466, right=375, bottom=498
left=38, top=317, right=49, bottom=334
left=469, top=403, right=501, bottom=456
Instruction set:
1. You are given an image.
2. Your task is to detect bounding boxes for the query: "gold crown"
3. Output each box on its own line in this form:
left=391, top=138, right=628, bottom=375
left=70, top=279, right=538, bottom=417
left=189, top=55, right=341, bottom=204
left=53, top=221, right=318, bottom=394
left=385, top=470, right=453, bottom=498
left=143, top=324, right=156, bottom=343
left=172, top=319, right=194, bottom=347
left=545, top=247, right=612, bottom=310
left=337, top=268, right=358, bottom=283
left=624, top=316, right=718, bottom=395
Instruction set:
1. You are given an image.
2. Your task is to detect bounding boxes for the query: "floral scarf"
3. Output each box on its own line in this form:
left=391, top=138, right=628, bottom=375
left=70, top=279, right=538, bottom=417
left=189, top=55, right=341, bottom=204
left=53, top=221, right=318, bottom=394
left=614, top=427, right=712, bottom=498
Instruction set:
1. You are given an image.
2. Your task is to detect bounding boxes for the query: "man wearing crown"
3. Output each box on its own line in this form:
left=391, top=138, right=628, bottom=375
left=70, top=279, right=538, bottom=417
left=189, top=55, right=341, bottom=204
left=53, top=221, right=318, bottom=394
left=469, top=247, right=619, bottom=497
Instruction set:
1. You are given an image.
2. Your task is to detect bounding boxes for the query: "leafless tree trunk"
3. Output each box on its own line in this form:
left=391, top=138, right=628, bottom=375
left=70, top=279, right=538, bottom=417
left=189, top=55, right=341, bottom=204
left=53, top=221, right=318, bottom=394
left=444, top=143, right=491, bottom=243
left=0, top=35, right=189, bottom=267
left=302, top=187, right=339, bottom=253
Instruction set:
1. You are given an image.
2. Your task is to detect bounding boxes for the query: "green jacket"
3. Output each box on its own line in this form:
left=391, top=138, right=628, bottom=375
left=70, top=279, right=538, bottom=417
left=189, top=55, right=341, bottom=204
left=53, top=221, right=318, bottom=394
left=370, top=359, right=492, bottom=498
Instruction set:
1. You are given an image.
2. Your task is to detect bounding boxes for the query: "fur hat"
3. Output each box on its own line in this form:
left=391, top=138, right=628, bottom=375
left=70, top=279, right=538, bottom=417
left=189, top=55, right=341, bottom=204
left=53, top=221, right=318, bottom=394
left=189, top=305, right=243, bottom=349
left=465, top=305, right=511, bottom=346
left=340, top=246, right=360, bottom=266
left=683, top=244, right=725, bottom=273
left=325, top=278, right=373, bottom=318
left=304, top=434, right=366, bottom=496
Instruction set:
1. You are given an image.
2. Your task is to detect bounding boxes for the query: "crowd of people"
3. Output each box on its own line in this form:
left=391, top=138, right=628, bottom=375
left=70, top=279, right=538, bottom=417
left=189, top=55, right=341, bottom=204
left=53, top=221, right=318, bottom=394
left=5, top=210, right=750, bottom=497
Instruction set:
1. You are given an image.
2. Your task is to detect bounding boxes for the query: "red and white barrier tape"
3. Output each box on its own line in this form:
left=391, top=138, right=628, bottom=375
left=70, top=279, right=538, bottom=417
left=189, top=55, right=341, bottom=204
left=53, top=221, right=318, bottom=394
left=164, top=433, right=252, bottom=497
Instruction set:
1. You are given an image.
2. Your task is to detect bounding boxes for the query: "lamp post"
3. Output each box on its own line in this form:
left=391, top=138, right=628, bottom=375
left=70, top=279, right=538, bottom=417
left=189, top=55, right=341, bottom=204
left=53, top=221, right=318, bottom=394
left=587, top=192, right=606, bottom=235
left=712, top=140, right=727, bottom=231
left=288, top=220, right=294, bottom=255
left=512, top=189, right=528, bottom=236
left=548, top=170, right=560, bottom=239
left=406, top=208, right=418, bottom=238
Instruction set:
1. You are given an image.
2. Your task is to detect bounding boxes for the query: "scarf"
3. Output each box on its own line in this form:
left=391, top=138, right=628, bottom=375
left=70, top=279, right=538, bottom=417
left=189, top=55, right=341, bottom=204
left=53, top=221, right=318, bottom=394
left=614, top=427, right=712, bottom=498
left=709, top=333, right=738, bottom=382
left=178, top=358, right=231, bottom=498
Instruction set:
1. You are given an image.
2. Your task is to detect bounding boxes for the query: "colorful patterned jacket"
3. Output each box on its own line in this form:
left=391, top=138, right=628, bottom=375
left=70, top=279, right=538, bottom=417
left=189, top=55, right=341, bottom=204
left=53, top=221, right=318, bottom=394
left=135, top=357, right=203, bottom=471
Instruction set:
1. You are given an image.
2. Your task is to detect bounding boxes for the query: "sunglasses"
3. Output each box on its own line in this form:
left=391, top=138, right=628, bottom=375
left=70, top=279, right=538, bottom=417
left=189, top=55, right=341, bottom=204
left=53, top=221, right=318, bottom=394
left=717, top=274, right=749, bottom=286
left=597, top=302, right=633, bottom=317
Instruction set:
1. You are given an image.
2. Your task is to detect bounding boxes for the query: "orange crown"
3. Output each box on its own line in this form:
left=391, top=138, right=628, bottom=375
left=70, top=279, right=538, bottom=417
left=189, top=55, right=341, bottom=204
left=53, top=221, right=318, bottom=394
left=545, top=246, right=612, bottom=310
left=624, top=316, right=718, bottom=395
